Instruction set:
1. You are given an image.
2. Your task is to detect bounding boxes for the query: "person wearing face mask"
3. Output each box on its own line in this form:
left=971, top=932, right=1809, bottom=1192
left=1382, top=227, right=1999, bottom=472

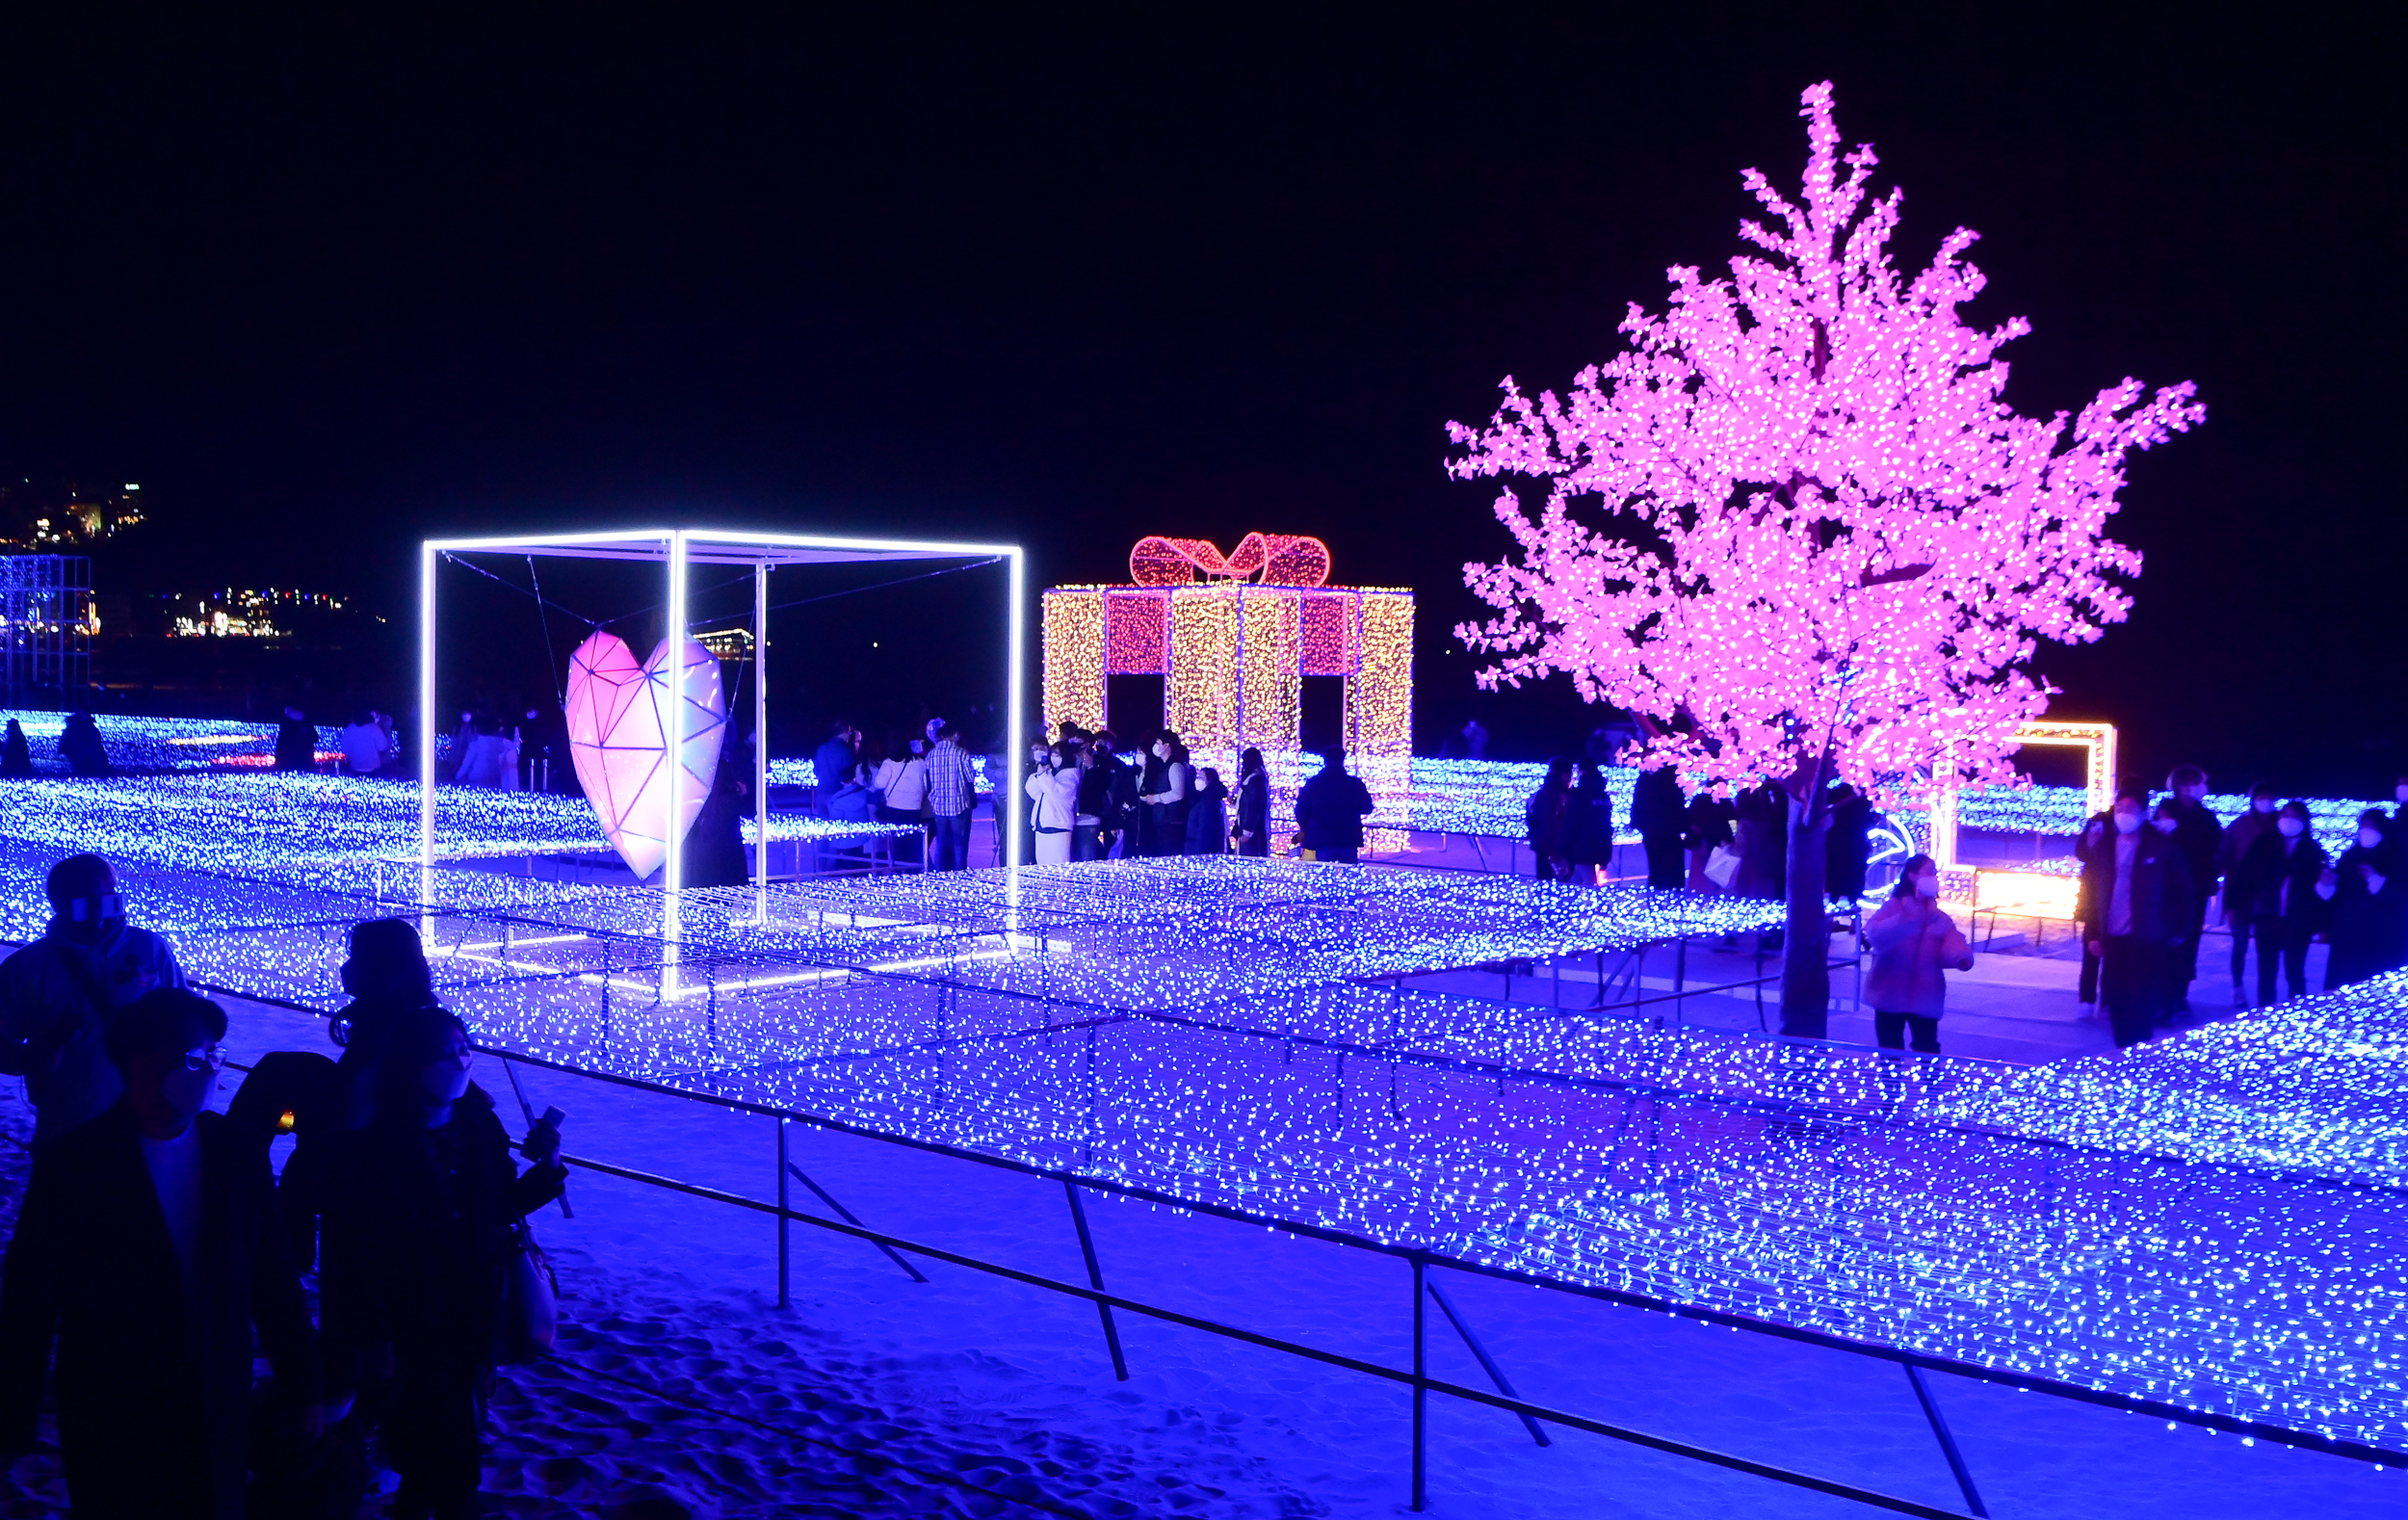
left=2072, top=783, right=2149, bottom=1009
left=2234, top=800, right=2329, bottom=1007
left=1138, top=733, right=1191, bottom=855
left=1861, top=854, right=1974, bottom=1053
left=0, top=989, right=323, bottom=1518
left=2161, top=767, right=2222, bottom=1014
left=2212, top=783, right=2283, bottom=1006
left=0, top=853, right=189, bottom=1148
left=2080, top=795, right=2198, bottom=1047
left=341, top=1006, right=563, bottom=1520
left=1026, top=743, right=1081, bottom=865
left=2318, top=810, right=2407, bottom=989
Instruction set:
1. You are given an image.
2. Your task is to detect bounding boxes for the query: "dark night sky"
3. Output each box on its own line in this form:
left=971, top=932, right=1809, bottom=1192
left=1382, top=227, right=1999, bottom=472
left=1, top=7, right=2397, bottom=787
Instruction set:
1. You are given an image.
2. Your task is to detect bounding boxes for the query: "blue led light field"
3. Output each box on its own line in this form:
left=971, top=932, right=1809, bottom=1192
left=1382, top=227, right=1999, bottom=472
left=2, top=773, right=2404, bottom=1457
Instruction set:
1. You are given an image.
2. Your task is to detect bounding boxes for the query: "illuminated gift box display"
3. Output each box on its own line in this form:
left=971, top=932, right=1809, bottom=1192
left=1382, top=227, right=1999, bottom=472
left=1042, top=535, right=1413, bottom=756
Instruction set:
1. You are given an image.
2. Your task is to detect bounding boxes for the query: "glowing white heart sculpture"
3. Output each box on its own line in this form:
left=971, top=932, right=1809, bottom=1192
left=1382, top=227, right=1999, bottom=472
left=563, top=629, right=727, bottom=881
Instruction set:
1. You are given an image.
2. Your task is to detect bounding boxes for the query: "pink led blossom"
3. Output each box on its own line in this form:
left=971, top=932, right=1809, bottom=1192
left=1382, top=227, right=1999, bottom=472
left=1450, top=82, right=2202, bottom=809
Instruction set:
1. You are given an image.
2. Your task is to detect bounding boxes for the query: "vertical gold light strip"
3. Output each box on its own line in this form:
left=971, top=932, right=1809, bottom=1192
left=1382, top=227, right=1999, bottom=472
left=1167, top=585, right=1242, bottom=748
left=1040, top=587, right=1110, bottom=734
left=1347, top=589, right=1414, bottom=757
left=1238, top=587, right=1301, bottom=752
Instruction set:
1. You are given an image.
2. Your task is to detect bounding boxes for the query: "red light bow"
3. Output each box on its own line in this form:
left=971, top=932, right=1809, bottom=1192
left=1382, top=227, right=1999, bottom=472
left=1128, top=534, right=1331, bottom=587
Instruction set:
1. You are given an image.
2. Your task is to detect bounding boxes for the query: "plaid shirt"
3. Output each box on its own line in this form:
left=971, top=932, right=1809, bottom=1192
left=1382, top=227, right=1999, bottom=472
left=928, top=739, right=978, bottom=817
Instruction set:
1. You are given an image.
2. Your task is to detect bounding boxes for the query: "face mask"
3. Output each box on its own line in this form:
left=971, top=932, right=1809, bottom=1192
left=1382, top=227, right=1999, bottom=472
left=2152, top=816, right=2177, bottom=834
left=2278, top=817, right=2305, bottom=838
left=2362, top=828, right=2385, bottom=851
left=1914, top=873, right=1940, bottom=899
left=2113, top=812, right=2142, bottom=835
left=2253, top=799, right=2276, bottom=814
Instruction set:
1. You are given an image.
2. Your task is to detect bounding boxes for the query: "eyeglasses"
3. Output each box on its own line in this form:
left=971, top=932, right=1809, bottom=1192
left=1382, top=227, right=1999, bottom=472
left=182, top=1045, right=226, bottom=1072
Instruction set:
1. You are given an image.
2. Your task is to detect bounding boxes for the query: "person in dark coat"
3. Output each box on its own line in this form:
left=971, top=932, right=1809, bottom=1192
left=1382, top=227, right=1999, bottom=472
left=337, top=1006, right=562, bottom=1520
left=0, top=853, right=190, bottom=1148
left=1683, top=791, right=1736, bottom=891
left=1731, top=780, right=1788, bottom=902
left=2321, top=810, right=2407, bottom=990
left=275, top=706, right=319, bottom=772
left=1185, top=767, right=1231, bottom=854
left=1293, top=748, right=1374, bottom=864
left=2232, top=799, right=2327, bottom=1008
left=1524, top=758, right=1574, bottom=882
left=2162, top=765, right=2221, bottom=1012
left=2071, top=781, right=2149, bottom=1008
left=1822, top=781, right=1875, bottom=903
left=0, top=989, right=321, bottom=1519
left=1564, top=761, right=1616, bottom=885
left=2212, top=783, right=2281, bottom=1005
left=1630, top=765, right=1688, bottom=890
left=57, top=712, right=110, bottom=777
left=683, top=736, right=755, bottom=887
left=1, top=719, right=35, bottom=778
left=1232, top=747, right=1271, bottom=857
left=2079, top=794, right=2198, bottom=1048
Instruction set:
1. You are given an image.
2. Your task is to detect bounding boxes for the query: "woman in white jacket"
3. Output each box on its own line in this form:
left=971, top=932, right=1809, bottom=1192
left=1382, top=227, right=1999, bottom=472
left=1026, top=744, right=1082, bottom=865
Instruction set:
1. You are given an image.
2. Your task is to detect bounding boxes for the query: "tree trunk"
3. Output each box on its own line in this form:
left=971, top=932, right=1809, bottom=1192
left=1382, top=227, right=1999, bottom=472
left=1779, top=798, right=1834, bottom=1036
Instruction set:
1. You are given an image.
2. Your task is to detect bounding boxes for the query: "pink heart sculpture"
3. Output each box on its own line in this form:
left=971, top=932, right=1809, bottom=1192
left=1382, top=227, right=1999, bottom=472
left=563, top=629, right=728, bottom=881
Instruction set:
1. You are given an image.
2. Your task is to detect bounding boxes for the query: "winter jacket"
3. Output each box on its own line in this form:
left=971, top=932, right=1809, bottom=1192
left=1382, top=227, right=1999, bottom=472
left=1862, top=896, right=1973, bottom=1016
left=1629, top=768, right=1686, bottom=840
left=2235, top=830, right=2329, bottom=928
left=2079, top=826, right=2198, bottom=945
left=0, top=922, right=189, bottom=1145
left=1295, top=767, right=1374, bottom=854
left=0, top=1105, right=317, bottom=1519
left=2325, top=840, right=2408, bottom=987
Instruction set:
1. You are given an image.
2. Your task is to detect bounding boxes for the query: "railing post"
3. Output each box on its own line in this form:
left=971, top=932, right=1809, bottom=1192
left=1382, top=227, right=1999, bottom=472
left=1410, top=1255, right=1428, bottom=1512
left=776, top=1116, right=790, bottom=1309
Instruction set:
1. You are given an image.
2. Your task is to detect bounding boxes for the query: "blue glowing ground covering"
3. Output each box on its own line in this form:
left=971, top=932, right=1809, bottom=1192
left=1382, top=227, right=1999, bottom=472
left=0, top=775, right=2402, bottom=1454
left=0, top=709, right=345, bottom=774
left=0, top=774, right=908, bottom=899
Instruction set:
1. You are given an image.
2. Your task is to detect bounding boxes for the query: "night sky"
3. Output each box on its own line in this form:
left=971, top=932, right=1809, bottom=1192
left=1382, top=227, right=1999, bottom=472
left=2, top=9, right=2396, bottom=789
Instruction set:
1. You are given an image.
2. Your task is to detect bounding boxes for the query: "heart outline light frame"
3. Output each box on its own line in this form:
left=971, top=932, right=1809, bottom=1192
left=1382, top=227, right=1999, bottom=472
left=418, top=528, right=1026, bottom=943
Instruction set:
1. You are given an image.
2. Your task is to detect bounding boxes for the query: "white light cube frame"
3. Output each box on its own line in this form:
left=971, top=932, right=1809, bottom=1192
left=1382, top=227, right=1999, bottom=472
left=419, top=529, right=1026, bottom=936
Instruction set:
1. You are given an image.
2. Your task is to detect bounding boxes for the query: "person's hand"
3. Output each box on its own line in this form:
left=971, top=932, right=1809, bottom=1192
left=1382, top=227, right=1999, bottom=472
left=2086, top=939, right=2103, bottom=957
left=1957, top=955, right=1975, bottom=972
left=523, top=1121, right=562, bottom=1166
left=2367, top=866, right=2388, bottom=895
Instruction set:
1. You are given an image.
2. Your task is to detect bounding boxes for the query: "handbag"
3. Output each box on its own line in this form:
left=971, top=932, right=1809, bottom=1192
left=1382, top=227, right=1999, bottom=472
left=1702, top=844, right=1741, bottom=889
left=493, top=1216, right=558, bottom=1365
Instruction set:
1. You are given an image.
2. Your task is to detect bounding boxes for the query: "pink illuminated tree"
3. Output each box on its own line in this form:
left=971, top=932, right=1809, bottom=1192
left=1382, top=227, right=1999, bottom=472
left=1449, top=82, right=2202, bottom=1033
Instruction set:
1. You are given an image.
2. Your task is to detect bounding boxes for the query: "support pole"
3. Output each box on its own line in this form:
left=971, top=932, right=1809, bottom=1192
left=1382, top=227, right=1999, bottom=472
left=1426, top=1271, right=1549, bottom=1447
left=776, top=1117, right=790, bottom=1309
left=755, top=562, right=770, bottom=906
left=417, top=540, right=438, bottom=906
left=663, top=531, right=689, bottom=960
left=1062, top=1179, right=1129, bottom=1380
left=1903, top=1362, right=1987, bottom=1517
left=1411, top=1256, right=1428, bottom=1512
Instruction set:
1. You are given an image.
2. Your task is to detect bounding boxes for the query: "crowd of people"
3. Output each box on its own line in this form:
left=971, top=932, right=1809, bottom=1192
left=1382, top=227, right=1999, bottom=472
left=805, top=718, right=1375, bottom=868
left=1523, top=763, right=1880, bottom=900
left=0, top=852, right=563, bottom=1518
left=1524, top=753, right=2408, bottom=1058
left=2066, top=769, right=2408, bottom=1045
